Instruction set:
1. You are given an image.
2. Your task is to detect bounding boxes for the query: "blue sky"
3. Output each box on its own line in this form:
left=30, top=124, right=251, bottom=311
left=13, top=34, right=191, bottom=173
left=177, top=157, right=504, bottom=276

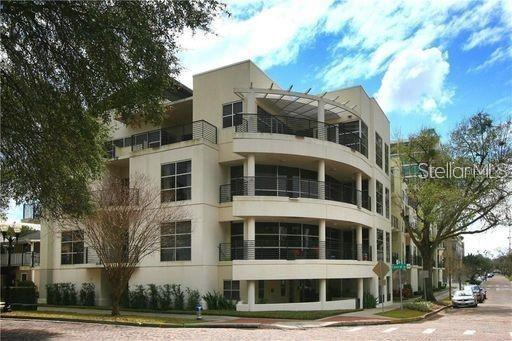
left=178, top=0, right=511, bottom=141
left=7, top=0, right=511, bottom=255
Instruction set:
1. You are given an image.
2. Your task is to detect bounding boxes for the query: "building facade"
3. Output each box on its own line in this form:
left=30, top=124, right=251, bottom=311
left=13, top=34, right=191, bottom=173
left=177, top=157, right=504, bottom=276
left=38, top=60, right=393, bottom=311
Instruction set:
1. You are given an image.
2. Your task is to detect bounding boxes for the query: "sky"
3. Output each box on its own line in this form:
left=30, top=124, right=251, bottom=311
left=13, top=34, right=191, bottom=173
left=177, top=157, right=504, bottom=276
left=6, top=0, right=512, bottom=257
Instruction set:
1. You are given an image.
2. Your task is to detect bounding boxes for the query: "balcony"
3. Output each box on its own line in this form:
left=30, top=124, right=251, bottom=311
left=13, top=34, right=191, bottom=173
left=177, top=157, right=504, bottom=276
left=218, top=241, right=372, bottom=262
left=219, top=176, right=371, bottom=211
left=22, top=203, right=41, bottom=222
left=1, top=252, right=40, bottom=267
left=235, top=113, right=367, bottom=157
left=105, top=120, right=217, bottom=158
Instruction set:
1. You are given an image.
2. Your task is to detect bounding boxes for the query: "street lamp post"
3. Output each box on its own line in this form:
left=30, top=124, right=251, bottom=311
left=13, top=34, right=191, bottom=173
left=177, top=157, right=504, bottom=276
left=1, top=221, right=22, bottom=286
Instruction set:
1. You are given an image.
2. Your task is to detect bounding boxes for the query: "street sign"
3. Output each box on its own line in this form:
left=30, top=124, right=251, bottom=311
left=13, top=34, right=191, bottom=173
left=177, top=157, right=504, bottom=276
left=373, top=261, right=390, bottom=278
left=406, top=263, right=411, bottom=270
left=392, top=263, right=407, bottom=271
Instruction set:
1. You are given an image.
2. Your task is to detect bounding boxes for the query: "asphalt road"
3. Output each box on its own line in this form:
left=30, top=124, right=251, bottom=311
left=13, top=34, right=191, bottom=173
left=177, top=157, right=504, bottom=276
left=1, top=275, right=511, bottom=340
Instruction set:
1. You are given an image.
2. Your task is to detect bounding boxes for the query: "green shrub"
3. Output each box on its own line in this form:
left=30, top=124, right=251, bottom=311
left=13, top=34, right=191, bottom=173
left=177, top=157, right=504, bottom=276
left=60, top=283, right=77, bottom=305
left=363, top=292, right=377, bottom=309
left=130, top=285, right=147, bottom=309
left=159, top=284, right=172, bottom=310
left=46, top=284, right=56, bottom=305
left=171, top=284, right=185, bottom=310
left=79, top=283, right=95, bottom=306
left=202, top=291, right=236, bottom=310
left=6, top=286, right=38, bottom=304
left=186, top=288, right=201, bottom=310
left=147, top=284, right=160, bottom=310
left=11, top=303, right=38, bottom=311
left=404, top=299, right=433, bottom=312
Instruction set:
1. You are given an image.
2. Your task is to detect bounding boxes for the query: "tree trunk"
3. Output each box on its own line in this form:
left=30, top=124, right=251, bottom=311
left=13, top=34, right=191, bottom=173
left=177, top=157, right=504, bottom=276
left=111, top=287, right=122, bottom=316
left=421, top=250, right=436, bottom=302
left=448, top=273, right=452, bottom=299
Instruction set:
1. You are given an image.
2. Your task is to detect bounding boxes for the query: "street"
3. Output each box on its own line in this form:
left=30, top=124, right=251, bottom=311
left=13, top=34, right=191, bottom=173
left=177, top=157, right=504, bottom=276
left=1, top=275, right=511, bottom=340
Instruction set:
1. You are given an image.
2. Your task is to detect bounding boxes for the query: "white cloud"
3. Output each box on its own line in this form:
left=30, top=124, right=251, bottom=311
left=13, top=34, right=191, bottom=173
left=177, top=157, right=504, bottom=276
left=375, top=48, right=450, bottom=116
left=462, top=26, right=507, bottom=51
left=177, top=0, right=335, bottom=86
left=469, top=45, right=512, bottom=72
left=431, top=113, right=447, bottom=124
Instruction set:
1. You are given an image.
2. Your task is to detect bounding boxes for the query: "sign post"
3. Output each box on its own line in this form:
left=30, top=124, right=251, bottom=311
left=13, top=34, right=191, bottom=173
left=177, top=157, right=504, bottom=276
left=392, top=261, right=408, bottom=310
left=373, top=261, right=390, bottom=311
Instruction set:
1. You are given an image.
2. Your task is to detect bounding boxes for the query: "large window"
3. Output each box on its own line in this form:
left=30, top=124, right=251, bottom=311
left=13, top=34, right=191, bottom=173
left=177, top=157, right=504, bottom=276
left=161, top=160, right=191, bottom=202
left=377, top=229, right=384, bottom=261
left=384, top=143, right=389, bottom=174
left=61, top=231, right=84, bottom=265
left=376, top=181, right=384, bottom=215
left=222, top=101, right=243, bottom=128
left=160, top=221, right=191, bottom=261
left=361, top=121, right=368, bottom=157
left=385, top=187, right=390, bottom=218
left=223, top=280, right=240, bottom=301
left=375, top=132, right=383, bottom=168
left=386, top=232, right=391, bottom=263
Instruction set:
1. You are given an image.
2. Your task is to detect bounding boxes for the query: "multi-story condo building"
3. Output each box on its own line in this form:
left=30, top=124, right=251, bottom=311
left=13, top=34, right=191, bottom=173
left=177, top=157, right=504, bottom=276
left=38, top=60, right=392, bottom=311
left=390, top=152, right=445, bottom=295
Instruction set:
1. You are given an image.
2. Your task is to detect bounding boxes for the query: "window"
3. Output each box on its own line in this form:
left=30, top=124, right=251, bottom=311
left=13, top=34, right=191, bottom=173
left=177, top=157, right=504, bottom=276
left=385, top=187, right=390, bottom=218
left=280, top=280, right=286, bottom=296
left=161, top=160, right=191, bottom=202
left=61, top=231, right=84, bottom=265
left=160, top=221, right=191, bottom=261
left=223, top=280, right=240, bottom=301
left=384, top=143, right=389, bottom=174
left=21, top=274, right=27, bottom=281
left=375, top=132, right=383, bottom=168
left=222, top=101, right=243, bottom=128
left=386, top=232, right=391, bottom=263
left=258, top=280, right=265, bottom=300
left=392, top=215, right=400, bottom=230
left=377, top=229, right=384, bottom=261
left=376, top=181, right=383, bottom=215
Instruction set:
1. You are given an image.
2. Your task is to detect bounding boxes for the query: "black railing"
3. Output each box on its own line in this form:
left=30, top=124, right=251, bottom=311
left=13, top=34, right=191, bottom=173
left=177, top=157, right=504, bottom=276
left=0, top=252, right=40, bottom=267
left=105, top=120, right=217, bottom=157
left=219, top=176, right=371, bottom=211
left=235, top=113, right=366, bottom=156
left=219, top=241, right=371, bottom=262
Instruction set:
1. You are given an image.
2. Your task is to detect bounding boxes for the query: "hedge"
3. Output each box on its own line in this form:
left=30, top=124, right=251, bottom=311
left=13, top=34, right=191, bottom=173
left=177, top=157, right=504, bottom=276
left=5, top=286, right=38, bottom=304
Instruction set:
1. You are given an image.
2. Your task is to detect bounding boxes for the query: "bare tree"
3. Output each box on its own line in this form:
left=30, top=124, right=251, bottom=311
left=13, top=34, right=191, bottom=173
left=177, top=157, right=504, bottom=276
left=71, top=173, right=184, bottom=316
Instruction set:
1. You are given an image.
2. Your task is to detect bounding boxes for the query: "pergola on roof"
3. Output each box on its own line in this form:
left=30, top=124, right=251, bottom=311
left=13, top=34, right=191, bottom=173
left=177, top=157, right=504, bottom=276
left=234, top=85, right=360, bottom=121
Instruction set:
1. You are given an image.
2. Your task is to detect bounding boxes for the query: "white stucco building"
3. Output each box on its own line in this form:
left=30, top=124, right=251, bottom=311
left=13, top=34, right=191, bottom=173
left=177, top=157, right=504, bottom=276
left=39, top=60, right=393, bottom=311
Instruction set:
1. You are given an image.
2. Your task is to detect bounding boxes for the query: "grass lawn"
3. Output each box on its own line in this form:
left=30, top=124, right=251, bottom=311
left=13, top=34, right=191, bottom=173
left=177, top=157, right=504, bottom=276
left=376, top=308, right=425, bottom=319
left=203, top=309, right=356, bottom=320
left=0, top=310, right=197, bottom=326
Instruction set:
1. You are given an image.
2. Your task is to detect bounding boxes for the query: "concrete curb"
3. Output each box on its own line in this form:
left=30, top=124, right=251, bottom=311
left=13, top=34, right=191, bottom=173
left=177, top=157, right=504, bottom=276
left=1, top=304, right=452, bottom=330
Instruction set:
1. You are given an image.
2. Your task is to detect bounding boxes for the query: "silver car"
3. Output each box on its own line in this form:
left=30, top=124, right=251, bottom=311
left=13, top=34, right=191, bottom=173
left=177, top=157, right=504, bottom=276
left=452, top=290, right=477, bottom=308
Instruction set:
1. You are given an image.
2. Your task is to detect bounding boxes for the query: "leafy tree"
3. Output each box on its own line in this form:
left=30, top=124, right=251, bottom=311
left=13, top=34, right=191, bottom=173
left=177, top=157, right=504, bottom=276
left=398, top=112, right=512, bottom=301
left=493, top=251, right=512, bottom=276
left=463, top=253, right=493, bottom=280
left=1, top=0, right=225, bottom=218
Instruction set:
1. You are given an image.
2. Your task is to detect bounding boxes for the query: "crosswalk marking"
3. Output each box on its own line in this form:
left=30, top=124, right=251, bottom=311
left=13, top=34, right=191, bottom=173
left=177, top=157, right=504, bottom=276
left=383, top=327, right=398, bottom=333
left=348, top=327, right=363, bottom=332
left=422, top=328, right=436, bottom=334
left=463, top=330, right=476, bottom=336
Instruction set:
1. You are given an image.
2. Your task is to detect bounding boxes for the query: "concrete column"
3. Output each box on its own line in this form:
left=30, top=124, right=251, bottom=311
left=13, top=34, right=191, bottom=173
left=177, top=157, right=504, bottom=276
left=246, top=91, right=257, bottom=132
left=244, top=217, right=255, bottom=260
left=358, top=278, right=364, bottom=309
left=318, top=160, right=325, bottom=200
left=317, top=100, right=325, bottom=140
left=356, top=172, right=362, bottom=208
left=320, top=279, right=327, bottom=308
left=247, top=280, right=256, bottom=310
left=246, top=154, right=255, bottom=196
left=356, top=225, right=363, bottom=261
left=319, top=219, right=326, bottom=259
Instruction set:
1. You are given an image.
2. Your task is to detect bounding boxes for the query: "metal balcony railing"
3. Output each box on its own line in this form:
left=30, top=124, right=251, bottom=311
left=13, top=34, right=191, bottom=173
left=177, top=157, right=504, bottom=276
left=219, top=176, right=371, bottom=211
left=218, top=241, right=372, bottom=262
left=105, top=120, right=217, bottom=158
left=0, top=252, right=40, bottom=267
left=234, top=113, right=366, bottom=157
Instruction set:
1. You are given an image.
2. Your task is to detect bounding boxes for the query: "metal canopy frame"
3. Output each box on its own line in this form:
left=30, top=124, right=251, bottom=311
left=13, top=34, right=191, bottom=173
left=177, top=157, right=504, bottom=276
left=234, top=87, right=360, bottom=121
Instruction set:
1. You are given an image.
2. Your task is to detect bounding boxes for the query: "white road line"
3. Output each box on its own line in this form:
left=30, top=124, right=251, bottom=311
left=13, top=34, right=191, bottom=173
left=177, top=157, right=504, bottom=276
left=348, top=327, right=364, bottom=332
left=423, top=328, right=436, bottom=334
left=463, top=330, right=476, bottom=336
left=383, top=327, right=398, bottom=333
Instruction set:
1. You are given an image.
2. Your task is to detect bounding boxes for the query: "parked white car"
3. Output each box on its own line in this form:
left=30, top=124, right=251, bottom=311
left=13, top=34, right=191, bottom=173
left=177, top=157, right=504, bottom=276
left=452, top=290, right=477, bottom=308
